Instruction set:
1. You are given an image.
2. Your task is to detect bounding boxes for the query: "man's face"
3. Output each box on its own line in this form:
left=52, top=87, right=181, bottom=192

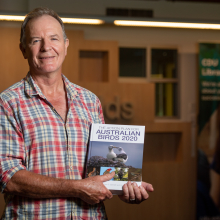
left=20, top=15, right=69, bottom=76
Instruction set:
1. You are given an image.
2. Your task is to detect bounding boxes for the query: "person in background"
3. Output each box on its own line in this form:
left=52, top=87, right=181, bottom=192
left=210, top=135, right=220, bottom=211
left=197, top=149, right=220, bottom=219
left=210, top=105, right=220, bottom=212
left=0, top=7, right=153, bottom=219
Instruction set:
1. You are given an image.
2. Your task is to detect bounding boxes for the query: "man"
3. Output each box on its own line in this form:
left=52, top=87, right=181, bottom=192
left=0, top=7, right=153, bottom=219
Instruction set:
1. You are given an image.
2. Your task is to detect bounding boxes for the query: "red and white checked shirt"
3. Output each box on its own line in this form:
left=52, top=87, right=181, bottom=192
left=0, top=73, right=107, bottom=220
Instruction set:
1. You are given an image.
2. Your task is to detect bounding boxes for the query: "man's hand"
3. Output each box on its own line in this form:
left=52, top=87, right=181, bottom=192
left=5, top=169, right=115, bottom=204
left=118, top=181, right=154, bottom=204
left=76, top=172, right=115, bottom=205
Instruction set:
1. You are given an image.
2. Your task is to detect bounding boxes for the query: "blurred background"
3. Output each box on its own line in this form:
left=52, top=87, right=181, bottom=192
left=1, top=0, right=220, bottom=219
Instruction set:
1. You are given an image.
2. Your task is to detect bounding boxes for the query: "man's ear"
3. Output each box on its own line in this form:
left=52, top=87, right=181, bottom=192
left=19, top=43, right=28, bottom=59
left=64, top=38, right=69, bottom=56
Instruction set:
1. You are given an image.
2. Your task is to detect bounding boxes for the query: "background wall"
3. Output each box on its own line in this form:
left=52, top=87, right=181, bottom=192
left=1, top=0, right=220, bottom=122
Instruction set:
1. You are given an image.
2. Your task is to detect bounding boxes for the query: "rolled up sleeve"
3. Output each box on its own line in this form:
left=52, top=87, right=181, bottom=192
left=0, top=99, right=26, bottom=193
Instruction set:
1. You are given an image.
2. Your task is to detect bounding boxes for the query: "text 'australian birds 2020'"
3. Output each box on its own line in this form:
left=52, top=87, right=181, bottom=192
left=95, top=129, right=141, bottom=141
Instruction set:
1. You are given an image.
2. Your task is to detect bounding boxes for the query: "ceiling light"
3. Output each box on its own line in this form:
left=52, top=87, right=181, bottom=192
left=61, top=17, right=104, bottom=25
left=0, top=15, right=25, bottom=21
left=114, top=20, right=220, bottom=30
left=1, top=14, right=219, bottom=29
left=0, top=15, right=104, bottom=25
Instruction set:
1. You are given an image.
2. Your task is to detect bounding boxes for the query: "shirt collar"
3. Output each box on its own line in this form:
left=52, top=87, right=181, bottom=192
left=24, top=72, right=45, bottom=98
left=62, top=74, right=79, bottom=101
left=24, top=72, right=79, bottom=100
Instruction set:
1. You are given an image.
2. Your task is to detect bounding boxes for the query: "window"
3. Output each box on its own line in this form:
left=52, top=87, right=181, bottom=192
left=151, top=49, right=178, bottom=117
left=119, top=48, right=146, bottom=77
left=151, top=49, right=177, bottom=79
left=119, top=47, right=179, bottom=118
left=155, top=83, right=178, bottom=117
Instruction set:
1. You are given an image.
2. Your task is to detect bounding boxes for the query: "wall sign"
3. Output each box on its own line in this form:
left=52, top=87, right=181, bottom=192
left=99, top=96, right=134, bottom=121
left=198, top=43, right=220, bottom=151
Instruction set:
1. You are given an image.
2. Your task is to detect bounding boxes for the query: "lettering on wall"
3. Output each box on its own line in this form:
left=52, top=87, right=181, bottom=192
left=99, top=96, right=134, bottom=120
left=201, top=58, right=219, bottom=67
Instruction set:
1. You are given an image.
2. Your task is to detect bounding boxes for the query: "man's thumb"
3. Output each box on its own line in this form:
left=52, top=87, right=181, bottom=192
left=101, top=171, right=115, bottom=182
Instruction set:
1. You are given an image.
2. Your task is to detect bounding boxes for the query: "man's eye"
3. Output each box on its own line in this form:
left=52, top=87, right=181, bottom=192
left=51, top=38, right=58, bottom=41
left=33, top=40, right=40, bottom=43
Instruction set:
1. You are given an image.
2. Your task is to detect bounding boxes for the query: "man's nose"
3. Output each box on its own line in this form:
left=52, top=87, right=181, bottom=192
left=40, top=39, right=51, bottom=52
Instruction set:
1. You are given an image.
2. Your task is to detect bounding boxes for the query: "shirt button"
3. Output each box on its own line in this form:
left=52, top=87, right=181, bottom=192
left=70, top=166, right=73, bottom=170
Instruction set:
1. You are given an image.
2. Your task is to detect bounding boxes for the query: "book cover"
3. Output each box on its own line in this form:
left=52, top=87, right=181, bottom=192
left=86, top=123, right=145, bottom=195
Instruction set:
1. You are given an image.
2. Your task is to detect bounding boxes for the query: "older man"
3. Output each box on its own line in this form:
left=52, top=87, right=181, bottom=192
left=0, top=7, right=153, bottom=219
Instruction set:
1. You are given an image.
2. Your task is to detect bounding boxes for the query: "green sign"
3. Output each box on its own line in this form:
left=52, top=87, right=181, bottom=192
left=199, top=43, right=220, bottom=134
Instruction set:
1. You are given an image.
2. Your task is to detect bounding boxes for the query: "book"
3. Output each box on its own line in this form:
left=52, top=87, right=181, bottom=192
left=85, top=123, right=145, bottom=195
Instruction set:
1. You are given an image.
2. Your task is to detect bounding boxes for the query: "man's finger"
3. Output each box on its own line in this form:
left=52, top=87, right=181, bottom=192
left=133, top=183, right=142, bottom=203
left=139, top=185, right=149, bottom=200
left=118, top=183, right=129, bottom=203
left=141, top=182, right=154, bottom=192
left=122, top=183, right=129, bottom=198
left=127, top=181, right=135, bottom=200
left=99, top=171, right=115, bottom=182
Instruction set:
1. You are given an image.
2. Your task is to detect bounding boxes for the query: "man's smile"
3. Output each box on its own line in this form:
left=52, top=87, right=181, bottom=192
left=39, top=56, right=55, bottom=59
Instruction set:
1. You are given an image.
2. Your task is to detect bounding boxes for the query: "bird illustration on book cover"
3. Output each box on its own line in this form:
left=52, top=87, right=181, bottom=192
left=113, top=167, right=128, bottom=181
left=88, top=167, right=96, bottom=177
left=103, top=168, right=112, bottom=175
left=128, top=168, right=142, bottom=181
left=86, top=166, right=100, bottom=178
left=106, top=145, right=128, bottom=163
left=113, top=147, right=128, bottom=163
left=106, top=145, right=117, bottom=160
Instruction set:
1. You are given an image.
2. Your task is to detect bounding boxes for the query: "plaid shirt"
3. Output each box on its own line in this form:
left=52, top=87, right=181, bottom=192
left=0, top=73, right=107, bottom=220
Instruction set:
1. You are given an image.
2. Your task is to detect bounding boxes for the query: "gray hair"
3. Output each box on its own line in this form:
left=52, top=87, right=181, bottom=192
left=20, top=7, right=67, bottom=48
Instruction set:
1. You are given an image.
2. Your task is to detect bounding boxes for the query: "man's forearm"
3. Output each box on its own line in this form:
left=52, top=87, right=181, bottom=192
left=4, top=169, right=114, bottom=204
left=4, top=169, right=78, bottom=198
